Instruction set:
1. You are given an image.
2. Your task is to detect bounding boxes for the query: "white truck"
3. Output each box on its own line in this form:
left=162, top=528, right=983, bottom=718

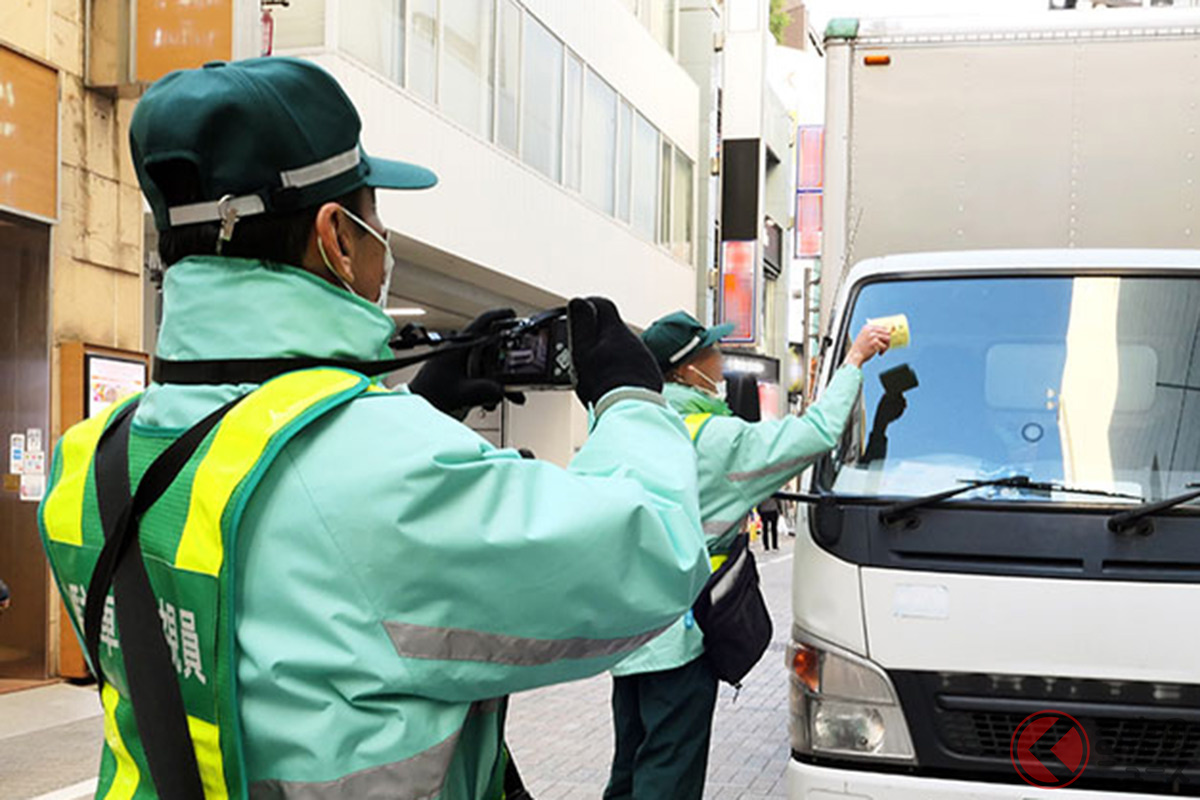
left=789, top=11, right=1200, bottom=799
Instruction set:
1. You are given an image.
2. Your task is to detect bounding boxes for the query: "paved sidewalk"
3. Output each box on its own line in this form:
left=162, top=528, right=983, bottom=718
left=0, top=683, right=103, bottom=800
left=506, top=536, right=796, bottom=800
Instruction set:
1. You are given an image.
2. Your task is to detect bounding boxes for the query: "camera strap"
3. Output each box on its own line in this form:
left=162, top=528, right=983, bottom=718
left=153, top=308, right=569, bottom=386
left=153, top=339, right=482, bottom=386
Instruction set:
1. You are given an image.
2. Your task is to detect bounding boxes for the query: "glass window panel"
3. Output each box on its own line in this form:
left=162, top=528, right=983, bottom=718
left=647, top=0, right=674, bottom=54
left=826, top=276, right=1200, bottom=502
left=582, top=69, right=617, bottom=214
left=563, top=53, right=584, bottom=192
left=658, top=139, right=672, bottom=244
left=665, top=0, right=676, bottom=55
left=339, top=0, right=404, bottom=84
left=272, top=0, right=326, bottom=50
left=616, top=100, right=633, bottom=222
left=495, top=0, right=520, bottom=153
left=440, top=0, right=493, bottom=136
left=632, top=112, right=658, bottom=239
left=520, top=15, right=563, bottom=181
left=672, top=150, right=694, bottom=262
left=409, top=0, right=438, bottom=103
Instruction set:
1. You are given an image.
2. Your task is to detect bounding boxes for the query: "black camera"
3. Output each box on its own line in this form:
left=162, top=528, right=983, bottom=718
left=466, top=308, right=573, bottom=389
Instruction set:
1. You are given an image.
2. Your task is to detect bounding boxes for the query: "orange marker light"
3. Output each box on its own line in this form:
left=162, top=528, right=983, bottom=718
left=864, top=54, right=892, bottom=67
left=792, top=645, right=821, bottom=693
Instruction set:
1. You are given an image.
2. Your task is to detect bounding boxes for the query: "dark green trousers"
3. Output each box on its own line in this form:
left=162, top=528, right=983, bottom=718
left=603, top=655, right=719, bottom=800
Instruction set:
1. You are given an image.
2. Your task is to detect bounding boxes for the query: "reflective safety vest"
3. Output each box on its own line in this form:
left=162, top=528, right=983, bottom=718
left=40, top=368, right=376, bottom=800
left=682, top=412, right=732, bottom=572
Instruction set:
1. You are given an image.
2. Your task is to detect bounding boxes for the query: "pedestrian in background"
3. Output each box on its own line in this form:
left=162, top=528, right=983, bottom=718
left=759, top=495, right=781, bottom=551
left=603, top=310, right=890, bottom=800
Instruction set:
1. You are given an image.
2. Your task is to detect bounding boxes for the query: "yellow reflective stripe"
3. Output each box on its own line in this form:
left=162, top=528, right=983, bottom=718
left=101, top=684, right=140, bottom=800
left=366, top=384, right=392, bottom=394
left=683, top=413, right=712, bottom=443
left=710, top=554, right=728, bottom=571
left=188, top=715, right=229, bottom=800
left=175, top=370, right=366, bottom=576
left=44, top=399, right=134, bottom=546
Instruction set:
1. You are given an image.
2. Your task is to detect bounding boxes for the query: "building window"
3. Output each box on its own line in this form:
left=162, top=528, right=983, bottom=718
left=672, top=148, right=693, bottom=263
left=631, top=111, right=659, bottom=239
left=495, top=0, right=521, bottom=153
left=582, top=68, right=617, bottom=215
left=563, top=52, right=584, bottom=192
left=273, top=0, right=327, bottom=50
left=616, top=99, right=633, bottom=223
left=339, top=0, right=404, bottom=85
left=624, top=0, right=677, bottom=57
left=647, top=0, right=676, bottom=55
left=440, top=0, right=493, bottom=136
left=520, top=14, right=564, bottom=181
left=658, top=139, right=672, bottom=245
left=409, top=0, right=438, bottom=103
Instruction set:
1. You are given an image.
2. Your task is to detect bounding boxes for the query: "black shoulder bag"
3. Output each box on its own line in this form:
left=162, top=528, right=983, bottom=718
left=691, top=532, right=773, bottom=687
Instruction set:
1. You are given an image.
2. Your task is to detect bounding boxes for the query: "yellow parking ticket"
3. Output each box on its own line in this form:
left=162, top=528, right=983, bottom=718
left=867, top=314, right=911, bottom=349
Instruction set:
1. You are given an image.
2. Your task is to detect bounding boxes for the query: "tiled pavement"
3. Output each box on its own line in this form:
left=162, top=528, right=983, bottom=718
left=506, top=536, right=797, bottom=800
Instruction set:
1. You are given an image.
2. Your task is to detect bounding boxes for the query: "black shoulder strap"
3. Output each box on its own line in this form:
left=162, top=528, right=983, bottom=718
left=85, top=395, right=244, bottom=800
left=152, top=340, right=480, bottom=386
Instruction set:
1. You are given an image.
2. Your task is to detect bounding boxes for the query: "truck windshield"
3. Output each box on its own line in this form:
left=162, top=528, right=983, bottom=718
left=825, top=275, right=1200, bottom=505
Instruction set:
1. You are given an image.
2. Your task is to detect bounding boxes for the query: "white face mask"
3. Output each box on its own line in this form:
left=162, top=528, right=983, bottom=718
left=688, top=365, right=727, bottom=400
left=317, top=205, right=395, bottom=309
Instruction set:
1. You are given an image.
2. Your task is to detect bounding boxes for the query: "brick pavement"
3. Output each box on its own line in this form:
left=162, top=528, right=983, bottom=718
left=506, top=535, right=797, bottom=800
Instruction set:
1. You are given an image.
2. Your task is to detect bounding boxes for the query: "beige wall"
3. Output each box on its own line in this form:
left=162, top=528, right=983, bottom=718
left=0, top=0, right=146, bottom=444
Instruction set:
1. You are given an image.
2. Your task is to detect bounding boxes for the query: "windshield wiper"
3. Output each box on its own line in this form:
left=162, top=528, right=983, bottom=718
left=879, top=476, right=1144, bottom=529
left=1107, top=483, right=1200, bottom=535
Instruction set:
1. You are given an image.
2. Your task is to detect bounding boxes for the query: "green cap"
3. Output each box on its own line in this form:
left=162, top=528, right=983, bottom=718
left=130, top=57, right=437, bottom=232
left=641, top=311, right=735, bottom=372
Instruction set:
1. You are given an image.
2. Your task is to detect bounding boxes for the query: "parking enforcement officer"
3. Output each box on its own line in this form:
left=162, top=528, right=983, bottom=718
left=604, top=311, right=889, bottom=800
left=40, top=58, right=709, bottom=800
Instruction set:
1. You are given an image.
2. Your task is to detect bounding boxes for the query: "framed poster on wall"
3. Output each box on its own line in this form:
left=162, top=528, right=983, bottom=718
left=85, top=352, right=148, bottom=418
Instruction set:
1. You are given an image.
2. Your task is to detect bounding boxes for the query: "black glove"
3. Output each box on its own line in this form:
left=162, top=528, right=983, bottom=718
left=568, top=297, right=663, bottom=406
left=409, top=309, right=526, bottom=418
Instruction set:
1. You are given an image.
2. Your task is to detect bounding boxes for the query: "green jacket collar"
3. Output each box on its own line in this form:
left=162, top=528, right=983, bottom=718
left=663, top=381, right=733, bottom=418
left=156, top=256, right=395, bottom=363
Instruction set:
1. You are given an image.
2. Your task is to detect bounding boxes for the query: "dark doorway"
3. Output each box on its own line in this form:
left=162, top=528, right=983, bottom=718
left=0, top=210, right=51, bottom=679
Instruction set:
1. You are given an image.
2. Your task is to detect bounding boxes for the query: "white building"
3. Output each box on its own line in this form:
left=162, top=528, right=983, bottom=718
left=269, top=0, right=701, bottom=464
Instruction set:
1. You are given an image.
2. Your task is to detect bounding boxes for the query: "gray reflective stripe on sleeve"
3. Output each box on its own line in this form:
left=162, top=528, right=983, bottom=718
left=280, top=146, right=361, bottom=188
left=384, top=620, right=671, bottom=666
left=727, top=454, right=814, bottom=483
left=593, top=387, right=667, bottom=419
left=168, top=194, right=266, bottom=226
left=248, top=726, right=459, bottom=800
left=703, top=519, right=736, bottom=538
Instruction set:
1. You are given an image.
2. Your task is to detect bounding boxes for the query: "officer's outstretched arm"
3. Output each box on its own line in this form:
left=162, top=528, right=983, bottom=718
left=320, top=391, right=708, bottom=704
left=697, top=364, right=863, bottom=526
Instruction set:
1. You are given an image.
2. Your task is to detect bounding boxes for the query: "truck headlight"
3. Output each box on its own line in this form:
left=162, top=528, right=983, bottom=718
left=787, top=633, right=915, bottom=763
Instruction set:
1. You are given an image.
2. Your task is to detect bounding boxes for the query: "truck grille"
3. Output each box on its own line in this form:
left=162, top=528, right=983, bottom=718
left=891, top=671, right=1200, bottom=794
left=936, top=708, right=1200, bottom=770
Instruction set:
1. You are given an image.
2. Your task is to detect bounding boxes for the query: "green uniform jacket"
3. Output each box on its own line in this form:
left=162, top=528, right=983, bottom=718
left=62, top=257, right=711, bottom=798
left=611, top=367, right=863, bottom=677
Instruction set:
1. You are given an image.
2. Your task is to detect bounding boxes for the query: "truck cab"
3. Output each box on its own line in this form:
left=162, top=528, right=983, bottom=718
left=788, top=249, right=1200, bottom=798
